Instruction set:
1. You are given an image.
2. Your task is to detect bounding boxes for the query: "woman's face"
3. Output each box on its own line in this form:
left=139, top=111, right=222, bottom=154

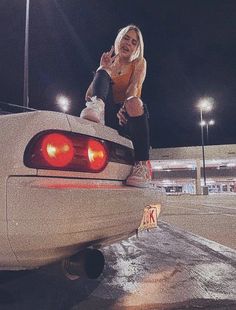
left=118, top=29, right=139, bottom=60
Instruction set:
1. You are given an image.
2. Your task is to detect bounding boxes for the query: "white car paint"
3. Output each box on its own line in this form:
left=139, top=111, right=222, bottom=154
left=0, top=111, right=163, bottom=270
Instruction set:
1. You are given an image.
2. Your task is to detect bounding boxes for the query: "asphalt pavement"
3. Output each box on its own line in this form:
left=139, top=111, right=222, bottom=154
left=0, top=221, right=235, bottom=310
left=161, top=194, right=236, bottom=249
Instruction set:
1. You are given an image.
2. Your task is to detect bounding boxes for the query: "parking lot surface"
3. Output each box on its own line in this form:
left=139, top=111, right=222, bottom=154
left=161, top=194, right=236, bottom=249
left=0, top=222, right=235, bottom=310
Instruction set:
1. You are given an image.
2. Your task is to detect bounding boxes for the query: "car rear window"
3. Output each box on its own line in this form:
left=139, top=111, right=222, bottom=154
left=0, top=101, right=36, bottom=115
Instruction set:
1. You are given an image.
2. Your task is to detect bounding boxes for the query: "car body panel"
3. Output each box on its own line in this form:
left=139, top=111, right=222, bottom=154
left=0, top=220, right=18, bottom=268
left=66, top=114, right=132, bottom=148
left=6, top=176, right=163, bottom=269
left=0, top=111, right=164, bottom=270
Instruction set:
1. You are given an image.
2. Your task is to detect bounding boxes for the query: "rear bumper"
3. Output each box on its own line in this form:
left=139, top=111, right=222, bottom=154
left=6, top=176, right=163, bottom=269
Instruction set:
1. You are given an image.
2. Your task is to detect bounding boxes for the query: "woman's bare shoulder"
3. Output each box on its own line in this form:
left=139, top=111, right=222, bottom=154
left=133, top=57, right=146, bottom=66
left=132, top=58, right=147, bottom=72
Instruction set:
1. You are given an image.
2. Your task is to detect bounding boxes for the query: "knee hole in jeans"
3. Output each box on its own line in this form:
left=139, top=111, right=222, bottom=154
left=124, top=97, right=144, bottom=117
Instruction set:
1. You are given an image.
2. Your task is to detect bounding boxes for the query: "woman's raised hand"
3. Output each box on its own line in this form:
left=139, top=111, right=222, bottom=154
left=100, top=46, right=117, bottom=70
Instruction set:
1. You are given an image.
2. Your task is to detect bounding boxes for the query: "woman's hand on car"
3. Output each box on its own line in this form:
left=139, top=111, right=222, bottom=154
left=117, top=105, right=128, bottom=126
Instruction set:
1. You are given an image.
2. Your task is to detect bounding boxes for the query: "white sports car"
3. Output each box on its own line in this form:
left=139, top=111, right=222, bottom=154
left=0, top=107, right=163, bottom=279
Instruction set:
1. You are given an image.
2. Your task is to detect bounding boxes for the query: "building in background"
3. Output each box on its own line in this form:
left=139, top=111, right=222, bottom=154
left=150, top=145, right=236, bottom=195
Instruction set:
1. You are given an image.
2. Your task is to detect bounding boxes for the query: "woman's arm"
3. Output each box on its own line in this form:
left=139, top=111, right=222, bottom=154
left=117, top=58, right=147, bottom=126
left=126, top=58, right=147, bottom=98
left=85, top=47, right=117, bottom=101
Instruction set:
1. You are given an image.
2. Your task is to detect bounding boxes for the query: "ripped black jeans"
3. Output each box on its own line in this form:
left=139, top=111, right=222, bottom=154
left=91, top=69, right=150, bottom=161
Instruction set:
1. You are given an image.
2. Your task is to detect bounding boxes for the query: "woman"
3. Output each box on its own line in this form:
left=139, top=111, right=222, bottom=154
left=80, top=25, right=150, bottom=188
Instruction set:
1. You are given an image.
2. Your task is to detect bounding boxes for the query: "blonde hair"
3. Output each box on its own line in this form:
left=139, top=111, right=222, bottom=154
left=114, top=25, right=144, bottom=61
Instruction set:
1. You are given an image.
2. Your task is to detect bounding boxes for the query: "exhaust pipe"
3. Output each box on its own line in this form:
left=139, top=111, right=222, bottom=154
left=62, top=248, right=105, bottom=280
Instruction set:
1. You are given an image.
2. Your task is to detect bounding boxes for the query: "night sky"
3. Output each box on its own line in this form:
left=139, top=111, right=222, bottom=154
left=0, top=0, right=235, bottom=148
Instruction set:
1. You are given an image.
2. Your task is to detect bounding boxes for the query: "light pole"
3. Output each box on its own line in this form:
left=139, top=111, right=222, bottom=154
left=200, top=107, right=206, bottom=187
left=23, top=0, right=30, bottom=108
left=200, top=119, right=215, bottom=144
left=206, top=119, right=215, bottom=144
left=197, top=97, right=214, bottom=190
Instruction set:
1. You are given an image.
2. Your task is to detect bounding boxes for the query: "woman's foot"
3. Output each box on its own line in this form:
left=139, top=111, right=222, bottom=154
left=126, top=161, right=151, bottom=188
left=80, top=96, right=105, bottom=124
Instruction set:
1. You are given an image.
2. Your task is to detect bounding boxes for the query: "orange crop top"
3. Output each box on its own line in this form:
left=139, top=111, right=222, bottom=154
left=111, top=61, right=142, bottom=103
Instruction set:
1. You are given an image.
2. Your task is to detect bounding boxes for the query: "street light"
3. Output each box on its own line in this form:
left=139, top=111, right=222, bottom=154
left=198, top=97, right=214, bottom=112
left=206, top=119, right=215, bottom=143
left=56, top=95, right=71, bottom=113
left=197, top=97, right=214, bottom=190
left=199, top=119, right=215, bottom=144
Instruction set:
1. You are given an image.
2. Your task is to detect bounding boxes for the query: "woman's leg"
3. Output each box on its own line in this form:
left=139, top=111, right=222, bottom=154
left=121, top=97, right=151, bottom=187
left=81, top=69, right=118, bottom=129
left=91, top=69, right=112, bottom=102
left=123, top=97, right=150, bottom=161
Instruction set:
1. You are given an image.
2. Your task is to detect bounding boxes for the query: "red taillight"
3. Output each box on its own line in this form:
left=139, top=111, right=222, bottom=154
left=24, top=131, right=109, bottom=173
left=87, top=139, right=108, bottom=171
left=41, top=133, right=74, bottom=167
